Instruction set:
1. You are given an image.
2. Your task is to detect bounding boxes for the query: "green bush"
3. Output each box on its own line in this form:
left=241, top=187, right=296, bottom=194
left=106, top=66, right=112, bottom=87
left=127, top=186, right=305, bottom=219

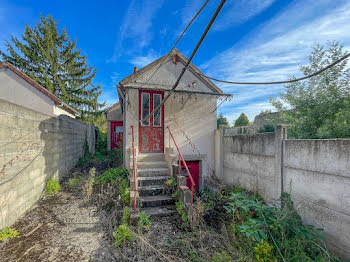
left=0, top=227, right=19, bottom=241
left=67, top=176, right=84, bottom=190
left=122, top=207, right=131, bottom=226
left=113, top=224, right=132, bottom=247
left=119, top=179, right=130, bottom=204
left=176, top=201, right=189, bottom=228
left=138, top=212, right=151, bottom=232
left=46, top=178, right=61, bottom=195
left=96, top=168, right=127, bottom=185
left=223, top=190, right=336, bottom=261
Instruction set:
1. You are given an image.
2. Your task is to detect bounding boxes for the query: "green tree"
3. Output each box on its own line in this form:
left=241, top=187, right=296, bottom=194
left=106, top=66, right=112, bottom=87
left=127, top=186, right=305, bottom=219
left=234, top=113, right=250, bottom=127
left=1, top=15, right=104, bottom=122
left=270, top=41, right=350, bottom=138
left=217, top=113, right=229, bottom=128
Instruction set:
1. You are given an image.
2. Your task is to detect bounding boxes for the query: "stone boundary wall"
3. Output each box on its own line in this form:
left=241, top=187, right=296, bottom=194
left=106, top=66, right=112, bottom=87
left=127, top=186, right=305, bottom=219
left=0, top=99, right=95, bottom=229
left=215, top=125, right=350, bottom=259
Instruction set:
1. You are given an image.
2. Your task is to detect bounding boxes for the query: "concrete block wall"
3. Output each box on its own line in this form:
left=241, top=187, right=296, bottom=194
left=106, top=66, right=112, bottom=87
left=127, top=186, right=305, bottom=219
left=0, top=99, right=95, bottom=229
left=283, top=139, right=350, bottom=258
left=220, top=126, right=285, bottom=202
left=217, top=126, right=350, bottom=259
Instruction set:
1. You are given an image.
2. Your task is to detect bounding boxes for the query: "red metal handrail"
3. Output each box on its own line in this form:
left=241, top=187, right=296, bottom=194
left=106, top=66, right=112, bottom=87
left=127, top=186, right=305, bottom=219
left=167, top=126, right=195, bottom=206
left=131, top=126, right=137, bottom=213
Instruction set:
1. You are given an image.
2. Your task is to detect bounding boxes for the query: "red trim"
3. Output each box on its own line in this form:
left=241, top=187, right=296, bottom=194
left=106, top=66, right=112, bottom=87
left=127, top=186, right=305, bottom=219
left=110, top=121, right=123, bottom=149
left=138, top=90, right=164, bottom=153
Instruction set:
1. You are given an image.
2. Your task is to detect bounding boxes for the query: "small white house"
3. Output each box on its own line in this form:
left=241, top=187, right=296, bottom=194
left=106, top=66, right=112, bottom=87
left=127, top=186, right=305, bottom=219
left=116, top=49, right=231, bottom=213
left=0, top=62, right=79, bottom=118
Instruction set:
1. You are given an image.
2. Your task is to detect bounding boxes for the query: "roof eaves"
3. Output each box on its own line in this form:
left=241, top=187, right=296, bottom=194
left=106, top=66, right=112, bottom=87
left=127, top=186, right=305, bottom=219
left=0, top=62, right=80, bottom=116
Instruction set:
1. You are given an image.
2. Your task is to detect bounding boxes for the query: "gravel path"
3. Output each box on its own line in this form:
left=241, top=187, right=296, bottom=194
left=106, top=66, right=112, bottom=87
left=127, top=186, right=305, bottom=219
left=0, top=190, right=116, bottom=262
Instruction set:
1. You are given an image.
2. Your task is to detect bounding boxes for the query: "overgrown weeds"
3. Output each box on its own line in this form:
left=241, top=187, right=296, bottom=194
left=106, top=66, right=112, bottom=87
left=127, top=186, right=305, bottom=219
left=195, top=185, right=338, bottom=262
left=82, top=167, right=95, bottom=204
left=45, top=178, right=60, bottom=195
left=0, top=226, right=19, bottom=241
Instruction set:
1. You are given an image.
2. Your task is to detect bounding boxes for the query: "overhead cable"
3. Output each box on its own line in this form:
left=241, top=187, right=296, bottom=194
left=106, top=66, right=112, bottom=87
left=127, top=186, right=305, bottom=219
left=198, top=52, right=350, bottom=85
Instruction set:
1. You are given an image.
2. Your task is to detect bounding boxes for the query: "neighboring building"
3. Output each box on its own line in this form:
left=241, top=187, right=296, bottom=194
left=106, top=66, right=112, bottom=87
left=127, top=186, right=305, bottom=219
left=117, top=49, right=231, bottom=214
left=0, top=62, right=79, bottom=118
left=105, top=102, right=123, bottom=150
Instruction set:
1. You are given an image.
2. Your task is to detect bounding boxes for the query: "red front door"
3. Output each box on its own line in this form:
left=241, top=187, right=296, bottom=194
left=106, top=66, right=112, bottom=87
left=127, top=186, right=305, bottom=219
left=185, top=161, right=199, bottom=192
left=139, top=90, right=164, bottom=153
left=110, top=121, right=123, bottom=149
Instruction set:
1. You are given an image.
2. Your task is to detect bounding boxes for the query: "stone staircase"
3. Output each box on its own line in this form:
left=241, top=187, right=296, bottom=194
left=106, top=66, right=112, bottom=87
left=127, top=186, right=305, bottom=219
left=130, top=153, right=176, bottom=217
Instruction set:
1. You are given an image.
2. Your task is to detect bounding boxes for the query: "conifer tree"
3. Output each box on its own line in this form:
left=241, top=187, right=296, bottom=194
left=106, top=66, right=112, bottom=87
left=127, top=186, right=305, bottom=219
left=1, top=15, right=104, bottom=121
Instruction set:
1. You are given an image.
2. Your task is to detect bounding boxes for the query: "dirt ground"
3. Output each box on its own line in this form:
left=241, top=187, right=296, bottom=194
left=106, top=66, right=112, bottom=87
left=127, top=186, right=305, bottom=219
left=0, top=164, right=217, bottom=262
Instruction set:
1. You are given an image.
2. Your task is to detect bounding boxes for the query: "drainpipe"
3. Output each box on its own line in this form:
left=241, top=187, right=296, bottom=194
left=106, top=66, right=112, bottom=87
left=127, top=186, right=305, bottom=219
left=117, top=85, right=126, bottom=166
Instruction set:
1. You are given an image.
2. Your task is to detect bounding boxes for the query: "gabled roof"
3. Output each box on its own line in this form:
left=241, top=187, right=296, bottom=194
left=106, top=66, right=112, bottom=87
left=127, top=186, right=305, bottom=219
left=0, top=62, right=80, bottom=116
left=119, top=49, right=223, bottom=94
left=104, top=102, right=120, bottom=113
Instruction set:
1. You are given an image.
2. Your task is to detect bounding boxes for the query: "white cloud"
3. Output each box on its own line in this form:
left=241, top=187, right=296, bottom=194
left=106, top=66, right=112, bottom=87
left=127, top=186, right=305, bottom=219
left=129, top=50, right=160, bottom=68
left=108, top=0, right=164, bottom=62
left=214, top=0, right=275, bottom=31
left=203, top=0, right=350, bottom=121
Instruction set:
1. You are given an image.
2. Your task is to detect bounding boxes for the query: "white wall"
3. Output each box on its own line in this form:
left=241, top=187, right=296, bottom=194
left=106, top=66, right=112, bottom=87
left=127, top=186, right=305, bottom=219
left=124, top=88, right=217, bottom=186
left=0, top=69, right=74, bottom=118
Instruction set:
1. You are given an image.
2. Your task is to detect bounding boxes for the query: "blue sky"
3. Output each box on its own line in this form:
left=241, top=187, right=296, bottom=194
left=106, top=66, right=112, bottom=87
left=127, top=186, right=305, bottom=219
left=1, top=0, right=350, bottom=124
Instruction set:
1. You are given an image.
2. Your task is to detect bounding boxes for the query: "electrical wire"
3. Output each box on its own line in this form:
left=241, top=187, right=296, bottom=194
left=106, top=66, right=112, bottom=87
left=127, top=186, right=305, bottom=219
left=198, top=52, right=350, bottom=85
left=142, top=0, right=227, bottom=123
left=125, top=0, right=213, bottom=124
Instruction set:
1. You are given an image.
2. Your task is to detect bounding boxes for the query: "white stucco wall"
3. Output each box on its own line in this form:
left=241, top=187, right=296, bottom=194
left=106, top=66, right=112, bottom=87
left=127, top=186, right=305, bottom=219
left=124, top=88, right=217, bottom=187
left=0, top=69, right=74, bottom=118
left=0, top=69, right=56, bottom=116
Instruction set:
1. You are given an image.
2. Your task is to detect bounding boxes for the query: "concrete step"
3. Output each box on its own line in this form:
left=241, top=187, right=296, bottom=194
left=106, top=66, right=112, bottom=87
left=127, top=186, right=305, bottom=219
left=141, top=206, right=177, bottom=217
left=139, top=195, right=175, bottom=208
left=131, top=175, right=170, bottom=187
left=138, top=185, right=168, bottom=197
left=137, top=153, right=165, bottom=162
left=137, top=161, right=168, bottom=169
left=137, top=167, right=170, bottom=177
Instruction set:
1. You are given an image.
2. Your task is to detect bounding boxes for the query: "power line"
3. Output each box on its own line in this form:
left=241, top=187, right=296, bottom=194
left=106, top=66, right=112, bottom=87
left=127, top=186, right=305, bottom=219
left=198, top=52, right=350, bottom=85
left=142, top=0, right=227, bottom=123
left=124, top=0, right=211, bottom=124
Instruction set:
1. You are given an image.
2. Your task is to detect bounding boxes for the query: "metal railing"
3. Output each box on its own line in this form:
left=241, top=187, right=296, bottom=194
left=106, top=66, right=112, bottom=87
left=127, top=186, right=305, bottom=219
left=131, top=125, right=137, bottom=213
left=167, top=126, right=195, bottom=206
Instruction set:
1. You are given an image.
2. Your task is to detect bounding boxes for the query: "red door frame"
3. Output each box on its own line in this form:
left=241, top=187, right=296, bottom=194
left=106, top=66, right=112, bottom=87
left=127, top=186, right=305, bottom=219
left=110, top=121, right=123, bottom=149
left=138, top=90, right=164, bottom=153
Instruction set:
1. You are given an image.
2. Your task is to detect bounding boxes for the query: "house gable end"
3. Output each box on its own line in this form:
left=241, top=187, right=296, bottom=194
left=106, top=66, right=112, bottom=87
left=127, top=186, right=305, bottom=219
left=119, top=49, right=222, bottom=94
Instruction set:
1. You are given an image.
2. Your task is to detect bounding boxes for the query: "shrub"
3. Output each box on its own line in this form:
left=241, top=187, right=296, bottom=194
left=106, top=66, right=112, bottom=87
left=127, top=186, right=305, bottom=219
left=138, top=212, right=151, bottom=232
left=254, top=239, right=275, bottom=262
left=96, top=168, right=127, bottom=185
left=199, top=187, right=218, bottom=211
left=0, top=227, right=19, bottom=241
left=67, top=176, right=84, bottom=190
left=119, top=179, right=130, bottom=204
left=223, top=189, right=336, bottom=261
left=46, top=179, right=61, bottom=195
left=176, top=201, right=189, bottom=228
left=122, top=207, right=131, bottom=226
left=258, top=124, right=275, bottom=133
left=113, top=224, right=132, bottom=247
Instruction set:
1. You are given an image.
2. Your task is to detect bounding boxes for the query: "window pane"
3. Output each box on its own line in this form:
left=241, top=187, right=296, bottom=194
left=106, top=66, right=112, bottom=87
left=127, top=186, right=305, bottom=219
left=153, top=94, right=161, bottom=127
left=142, top=93, right=150, bottom=126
